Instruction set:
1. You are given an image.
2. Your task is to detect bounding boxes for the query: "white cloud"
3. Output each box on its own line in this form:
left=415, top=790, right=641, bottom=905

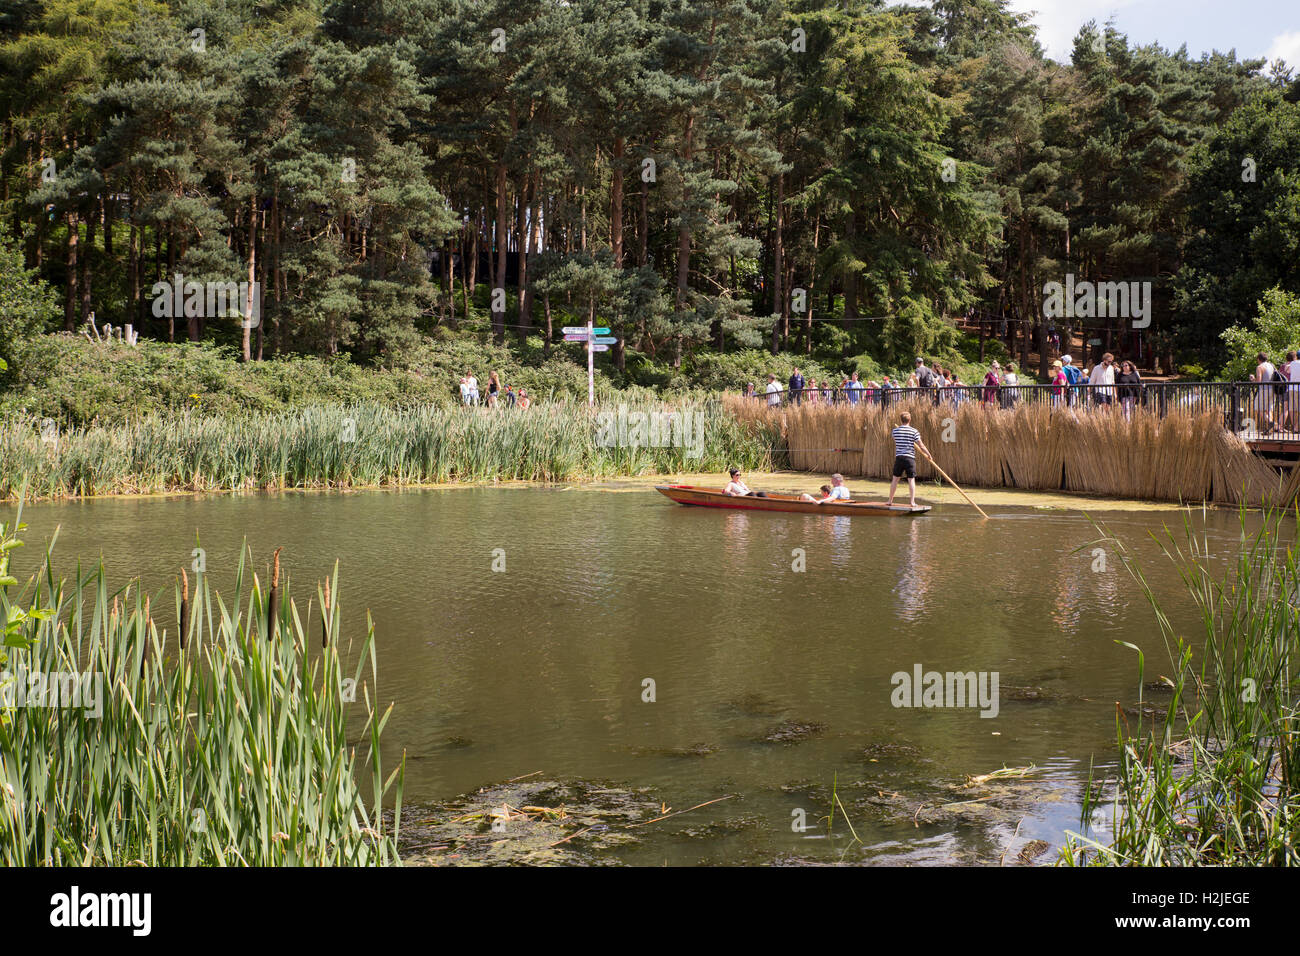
left=883, top=0, right=1146, bottom=61
left=1005, top=0, right=1144, bottom=61
left=1266, top=30, right=1300, bottom=66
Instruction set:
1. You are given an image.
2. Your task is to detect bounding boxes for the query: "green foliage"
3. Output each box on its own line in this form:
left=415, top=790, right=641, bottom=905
left=1176, top=93, right=1300, bottom=368
left=1220, top=287, right=1300, bottom=380
left=677, top=350, right=839, bottom=392
left=0, top=0, right=1288, bottom=387
left=0, top=528, right=402, bottom=865
left=1061, top=511, right=1300, bottom=865
left=0, top=333, right=619, bottom=425
left=0, top=399, right=780, bottom=499
left=0, top=225, right=57, bottom=370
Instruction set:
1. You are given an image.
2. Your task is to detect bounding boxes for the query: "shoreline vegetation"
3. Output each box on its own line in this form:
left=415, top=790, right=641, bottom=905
left=0, top=510, right=401, bottom=865
left=1062, top=510, right=1300, bottom=866
left=0, top=399, right=781, bottom=501
left=3, top=393, right=1292, bottom=507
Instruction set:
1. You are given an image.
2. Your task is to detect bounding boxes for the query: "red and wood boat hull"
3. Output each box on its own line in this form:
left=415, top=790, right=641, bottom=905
left=654, top=485, right=930, bottom=516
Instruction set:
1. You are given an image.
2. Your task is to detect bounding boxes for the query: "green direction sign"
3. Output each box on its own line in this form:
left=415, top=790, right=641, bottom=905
left=591, top=327, right=611, bottom=335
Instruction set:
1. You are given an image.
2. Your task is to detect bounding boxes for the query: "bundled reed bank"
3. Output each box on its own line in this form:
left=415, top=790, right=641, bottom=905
left=0, top=511, right=400, bottom=865
left=727, top=396, right=1295, bottom=506
left=0, top=400, right=781, bottom=500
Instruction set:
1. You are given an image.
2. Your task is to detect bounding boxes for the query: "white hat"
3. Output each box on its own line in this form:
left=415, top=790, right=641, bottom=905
left=1061, top=354, right=1072, bottom=364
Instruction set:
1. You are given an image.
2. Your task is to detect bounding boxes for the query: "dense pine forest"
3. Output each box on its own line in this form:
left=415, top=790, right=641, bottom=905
left=2, top=0, right=1300, bottom=417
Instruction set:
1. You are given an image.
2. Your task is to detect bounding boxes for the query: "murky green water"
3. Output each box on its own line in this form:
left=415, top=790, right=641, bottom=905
left=15, top=487, right=1256, bottom=865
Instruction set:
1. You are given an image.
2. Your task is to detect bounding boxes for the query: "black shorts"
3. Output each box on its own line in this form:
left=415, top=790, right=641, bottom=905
left=892, top=455, right=916, bottom=479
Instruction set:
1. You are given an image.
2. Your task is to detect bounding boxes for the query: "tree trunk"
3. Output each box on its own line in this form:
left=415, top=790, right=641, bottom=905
left=64, top=211, right=78, bottom=331
left=806, top=214, right=819, bottom=356
left=638, top=166, right=649, bottom=267
left=772, top=168, right=785, bottom=354
left=493, top=162, right=508, bottom=343
left=524, top=169, right=541, bottom=334
left=464, top=219, right=477, bottom=320
left=242, top=192, right=257, bottom=362
left=128, top=209, right=140, bottom=331
left=611, top=136, right=625, bottom=266
left=80, top=205, right=95, bottom=325
left=543, top=293, right=553, bottom=359
left=842, top=211, right=857, bottom=327
left=674, top=116, right=694, bottom=369
left=516, top=170, right=531, bottom=335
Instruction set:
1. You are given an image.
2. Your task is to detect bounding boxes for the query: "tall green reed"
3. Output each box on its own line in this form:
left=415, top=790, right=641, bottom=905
left=0, top=508, right=402, bottom=866
left=0, top=399, right=781, bottom=499
left=1061, top=507, right=1300, bottom=866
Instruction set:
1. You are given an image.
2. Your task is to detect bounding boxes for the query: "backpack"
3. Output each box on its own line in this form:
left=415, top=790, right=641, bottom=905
left=1062, top=365, right=1081, bottom=385
left=1273, top=368, right=1288, bottom=398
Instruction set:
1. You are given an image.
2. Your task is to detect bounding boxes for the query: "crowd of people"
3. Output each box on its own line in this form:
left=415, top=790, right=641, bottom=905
left=1248, top=351, right=1300, bottom=434
left=457, top=370, right=532, bottom=409
left=747, top=354, right=1154, bottom=418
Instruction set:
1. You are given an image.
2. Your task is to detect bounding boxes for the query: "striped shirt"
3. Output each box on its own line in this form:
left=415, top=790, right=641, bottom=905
left=892, top=425, right=921, bottom=458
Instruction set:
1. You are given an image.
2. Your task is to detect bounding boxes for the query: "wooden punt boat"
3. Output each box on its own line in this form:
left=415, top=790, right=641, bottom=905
left=655, top=484, right=931, bottom=516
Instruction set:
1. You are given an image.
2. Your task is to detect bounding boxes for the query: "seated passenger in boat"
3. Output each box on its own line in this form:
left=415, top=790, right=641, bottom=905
left=724, top=467, right=767, bottom=497
left=800, top=473, right=851, bottom=503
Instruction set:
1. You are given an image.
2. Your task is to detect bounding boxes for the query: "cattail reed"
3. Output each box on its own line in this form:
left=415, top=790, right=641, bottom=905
left=140, top=595, right=150, bottom=674
left=0, top=400, right=774, bottom=499
left=179, top=568, right=190, bottom=649
left=322, top=577, right=331, bottom=649
left=0, top=518, right=401, bottom=866
left=267, top=547, right=282, bottom=641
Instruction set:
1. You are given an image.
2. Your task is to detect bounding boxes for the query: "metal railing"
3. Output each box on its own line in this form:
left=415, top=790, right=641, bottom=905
left=746, top=382, right=1300, bottom=436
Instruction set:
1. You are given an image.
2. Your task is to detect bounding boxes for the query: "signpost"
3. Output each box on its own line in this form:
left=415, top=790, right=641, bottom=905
left=563, top=325, right=614, bottom=404
left=586, top=321, right=594, bottom=404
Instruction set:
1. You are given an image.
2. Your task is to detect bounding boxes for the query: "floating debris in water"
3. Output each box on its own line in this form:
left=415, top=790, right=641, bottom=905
left=1000, top=685, right=1060, bottom=703
left=629, top=743, right=719, bottom=758
left=1016, top=839, right=1050, bottom=865
left=760, top=720, right=826, bottom=744
left=400, top=779, right=664, bottom=865
left=861, top=742, right=922, bottom=762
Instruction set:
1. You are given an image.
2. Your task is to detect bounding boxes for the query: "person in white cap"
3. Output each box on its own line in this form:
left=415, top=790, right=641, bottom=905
left=1060, top=354, right=1081, bottom=406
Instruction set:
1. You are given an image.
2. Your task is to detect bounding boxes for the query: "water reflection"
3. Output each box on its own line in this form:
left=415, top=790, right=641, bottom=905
left=893, top=519, right=932, bottom=622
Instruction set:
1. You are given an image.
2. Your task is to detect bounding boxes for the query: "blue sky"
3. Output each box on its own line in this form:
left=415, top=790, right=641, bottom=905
left=895, top=0, right=1300, bottom=65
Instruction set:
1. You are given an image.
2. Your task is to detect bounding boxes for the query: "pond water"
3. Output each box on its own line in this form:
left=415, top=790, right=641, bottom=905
left=15, top=485, right=1255, bottom=865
